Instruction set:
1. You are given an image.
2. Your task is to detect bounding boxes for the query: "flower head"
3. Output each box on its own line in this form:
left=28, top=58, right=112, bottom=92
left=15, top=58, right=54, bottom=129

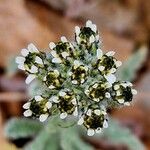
left=16, top=20, right=137, bottom=136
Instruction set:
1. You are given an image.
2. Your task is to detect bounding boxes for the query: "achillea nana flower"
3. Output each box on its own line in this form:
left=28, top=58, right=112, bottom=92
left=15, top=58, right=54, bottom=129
left=16, top=20, right=137, bottom=136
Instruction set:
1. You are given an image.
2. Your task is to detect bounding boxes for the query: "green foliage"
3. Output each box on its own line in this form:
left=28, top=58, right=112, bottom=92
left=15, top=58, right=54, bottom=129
left=5, top=116, right=145, bottom=150
left=117, top=46, right=147, bottom=81
left=61, top=127, right=94, bottom=150
left=4, top=118, right=43, bottom=139
left=99, top=119, right=145, bottom=150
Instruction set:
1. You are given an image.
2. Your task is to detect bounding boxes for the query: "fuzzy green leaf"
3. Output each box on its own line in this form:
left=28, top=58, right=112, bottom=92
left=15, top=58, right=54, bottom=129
left=61, top=127, right=94, bottom=150
left=24, top=116, right=61, bottom=150
left=24, top=130, right=60, bottom=150
left=117, top=46, right=147, bottom=81
left=4, top=118, right=43, bottom=139
left=99, top=119, right=145, bottom=150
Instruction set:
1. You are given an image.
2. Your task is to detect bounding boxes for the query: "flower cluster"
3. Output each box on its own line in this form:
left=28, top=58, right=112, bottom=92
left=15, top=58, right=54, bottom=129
left=16, top=20, right=137, bottom=136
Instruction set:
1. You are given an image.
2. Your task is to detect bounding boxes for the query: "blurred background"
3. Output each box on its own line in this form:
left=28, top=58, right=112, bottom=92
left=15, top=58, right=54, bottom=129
left=0, top=0, right=150, bottom=149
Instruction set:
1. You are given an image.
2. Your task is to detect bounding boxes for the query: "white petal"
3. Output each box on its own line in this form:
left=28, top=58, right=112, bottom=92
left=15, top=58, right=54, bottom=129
left=72, top=80, right=78, bottom=84
left=25, top=74, right=36, bottom=84
left=35, top=56, right=43, bottom=65
left=75, top=26, right=80, bottom=35
left=49, top=42, right=56, bottom=49
left=114, top=85, right=120, bottom=90
left=110, top=68, right=116, bottom=73
left=124, top=102, right=130, bottom=106
left=106, top=51, right=115, bottom=56
left=86, top=109, right=92, bottom=116
left=54, top=69, right=60, bottom=75
left=60, top=112, right=67, bottom=119
left=115, top=61, right=122, bottom=67
left=77, top=117, right=84, bottom=125
left=50, top=96, right=59, bottom=103
left=98, top=66, right=105, bottom=71
left=18, top=64, right=25, bottom=70
left=59, top=91, right=66, bottom=97
left=61, top=52, right=69, bottom=59
left=21, top=49, right=29, bottom=57
left=23, top=110, right=32, bottom=117
left=132, top=89, right=137, bottom=95
left=96, top=35, right=99, bottom=41
left=61, top=36, right=68, bottom=43
left=89, top=35, right=95, bottom=43
left=84, top=90, right=89, bottom=95
left=97, top=49, right=103, bottom=59
left=118, top=99, right=124, bottom=104
left=46, top=102, right=52, bottom=109
left=23, top=102, right=31, bottom=109
left=87, top=129, right=95, bottom=136
left=76, top=36, right=80, bottom=43
left=73, top=107, right=78, bottom=116
left=50, top=50, right=58, bottom=57
left=91, top=24, right=97, bottom=33
left=35, top=96, right=43, bottom=101
left=16, top=56, right=25, bottom=64
left=48, top=85, right=55, bottom=89
left=30, top=65, right=38, bottom=73
left=93, top=83, right=98, bottom=88
left=94, top=109, right=101, bottom=115
left=103, top=120, right=108, bottom=128
left=28, top=43, right=39, bottom=53
left=105, top=92, right=111, bottom=98
left=52, top=57, right=62, bottom=63
left=86, top=20, right=92, bottom=28
left=95, top=127, right=102, bottom=133
left=105, top=74, right=116, bottom=84
left=71, top=98, right=77, bottom=105
left=39, top=114, right=48, bottom=122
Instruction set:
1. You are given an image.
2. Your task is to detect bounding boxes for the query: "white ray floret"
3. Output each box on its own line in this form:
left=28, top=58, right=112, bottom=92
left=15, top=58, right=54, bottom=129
left=60, top=112, right=68, bottom=119
left=21, top=49, right=29, bottom=57
left=61, top=36, right=68, bottom=43
left=89, top=35, right=95, bottom=43
left=61, top=52, right=69, bottom=59
left=94, top=109, right=101, bottom=115
left=75, top=26, right=80, bottom=35
left=50, top=96, right=59, bottom=103
left=105, top=74, right=116, bottom=84
left=39, top=114, right=49, bottom=122
left=59, top=91, right=66, bottom=97
left=25, top=74, right=36, bottom=84
left=77, top=117, right=84, bottom=125
left=103, top=120, right=108, bottom=128
left=87, top=129, right=95, bottom=136
left=132, top=89, right=137, bottom=95
left=30, top=65, right=38, bottom=73
left=115, top=61, right=122, bottom=67
left=95, top=127, right=102, bottom=133
left=18, top=64, right=25, bottom=70
left=52, top=57, right=62, bottom=63
left=46, top=102, right=52, bottom=109
left=23, top=102, right=31, bottom=109
left=16, top=56, right=25, bottom=64
left=35, top=96, right=43, bottom=101
left=106, top=51, right=115, bottom=56
left=118, top=99, right=124, bottom=104
left=35, top=56, right=43, bottom=65
left=23, top=110, right=32, bottom=117
left=97, top=49, right=103, bottom=59
left=28, top=43, right=39, bottom=53
left=49, top=42, right=56, bottom=49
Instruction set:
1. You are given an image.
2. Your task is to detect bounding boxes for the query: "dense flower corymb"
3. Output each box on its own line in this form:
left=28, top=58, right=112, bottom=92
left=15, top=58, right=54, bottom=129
left=16, top=20, right=137, bottom=136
